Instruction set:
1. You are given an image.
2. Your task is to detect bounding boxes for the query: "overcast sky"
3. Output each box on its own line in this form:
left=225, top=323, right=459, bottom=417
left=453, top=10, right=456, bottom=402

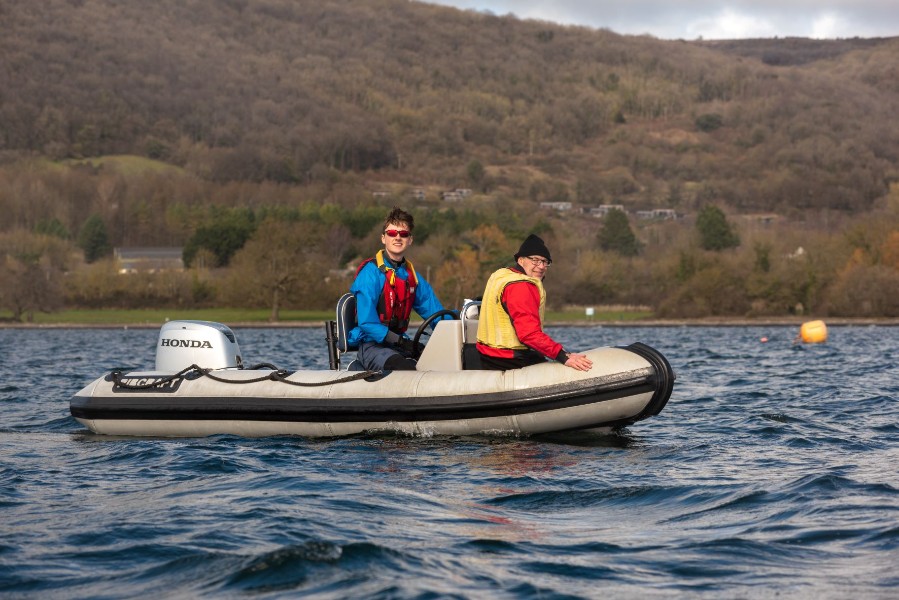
left=424, top=1, right=899, bottom=40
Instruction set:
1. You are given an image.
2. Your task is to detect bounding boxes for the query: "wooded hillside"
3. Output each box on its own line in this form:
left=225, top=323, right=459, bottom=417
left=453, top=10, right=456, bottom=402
left=1, top=0, right=898, bottom=320
left=3, top=0, right=898, bottom=212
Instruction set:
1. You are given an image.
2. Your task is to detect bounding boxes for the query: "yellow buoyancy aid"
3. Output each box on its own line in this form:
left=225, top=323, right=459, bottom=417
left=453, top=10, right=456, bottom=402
left=477, top=267, right=545, bottom=350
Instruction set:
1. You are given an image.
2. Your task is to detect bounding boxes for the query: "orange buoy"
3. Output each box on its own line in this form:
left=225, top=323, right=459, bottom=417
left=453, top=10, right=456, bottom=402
left=800, top=320, right=828, bottom=343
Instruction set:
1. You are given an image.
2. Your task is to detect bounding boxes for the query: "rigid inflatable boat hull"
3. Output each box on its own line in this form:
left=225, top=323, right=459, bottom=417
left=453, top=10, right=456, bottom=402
left=71, top=343, right=674, bottom=438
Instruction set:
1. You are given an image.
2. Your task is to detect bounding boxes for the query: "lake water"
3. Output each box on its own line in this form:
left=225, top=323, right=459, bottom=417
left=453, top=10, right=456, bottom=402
left=1, top=325, right=897, bottom=598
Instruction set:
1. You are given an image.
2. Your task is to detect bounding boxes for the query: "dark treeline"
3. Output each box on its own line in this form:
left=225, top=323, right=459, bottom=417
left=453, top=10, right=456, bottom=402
left=695, top=37, right=893, bottom=66
left=1, top=161, right=897, bottom=321
left=0, top=0, right=897, bottom=320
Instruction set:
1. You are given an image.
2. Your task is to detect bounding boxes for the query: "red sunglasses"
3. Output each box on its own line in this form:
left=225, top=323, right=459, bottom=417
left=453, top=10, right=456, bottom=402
left=384, top=229, right=411, bottom=238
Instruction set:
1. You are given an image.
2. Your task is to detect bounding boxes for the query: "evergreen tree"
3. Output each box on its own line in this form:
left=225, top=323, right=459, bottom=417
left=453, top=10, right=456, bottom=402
left=467, top=159, right=485, bottom=189
left=696, top=205, right=740, bottom=251
left=183, top=209, right=257, bottom=268
left=77, top=214, right=111, bottom=263
left=598, top=208, right=640, bottom=256
left=34, top=218, right=70, bottom=239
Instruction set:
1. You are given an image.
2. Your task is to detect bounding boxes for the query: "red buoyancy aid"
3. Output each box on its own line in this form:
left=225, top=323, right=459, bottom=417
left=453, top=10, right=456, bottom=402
left=355, top=250, right=418, bottom=333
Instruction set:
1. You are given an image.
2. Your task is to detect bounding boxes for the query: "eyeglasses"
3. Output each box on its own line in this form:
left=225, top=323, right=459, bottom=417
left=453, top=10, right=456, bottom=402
left=384, top=229, right=411, bottom=238
left=526, top=256, right=551, bottom=267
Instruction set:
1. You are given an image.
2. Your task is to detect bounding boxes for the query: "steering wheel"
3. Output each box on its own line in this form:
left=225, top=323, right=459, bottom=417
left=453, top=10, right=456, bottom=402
left=411, top=309, right=460, bottom=358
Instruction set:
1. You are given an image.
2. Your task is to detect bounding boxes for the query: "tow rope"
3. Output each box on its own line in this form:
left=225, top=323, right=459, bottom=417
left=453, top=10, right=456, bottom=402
left=108, top=364, right=380, bottom=390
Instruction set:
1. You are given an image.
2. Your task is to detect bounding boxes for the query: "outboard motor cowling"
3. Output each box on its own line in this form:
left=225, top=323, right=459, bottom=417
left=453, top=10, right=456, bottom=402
left=155, top=320, right=242, bottom=372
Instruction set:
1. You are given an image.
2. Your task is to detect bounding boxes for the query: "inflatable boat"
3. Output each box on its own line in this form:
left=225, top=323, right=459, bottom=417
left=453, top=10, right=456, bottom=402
left=70, top=299, right=675, bottom=438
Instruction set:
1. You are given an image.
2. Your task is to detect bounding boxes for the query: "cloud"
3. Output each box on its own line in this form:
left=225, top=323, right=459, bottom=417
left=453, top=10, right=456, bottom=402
left=422, top=0, right=899, bottom=39
left=687, top=9, right=775, bottom=39
left=811, top=12, right=842, bottom=39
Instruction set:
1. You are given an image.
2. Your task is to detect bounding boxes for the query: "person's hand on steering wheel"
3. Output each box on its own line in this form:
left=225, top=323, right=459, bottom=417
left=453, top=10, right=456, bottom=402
left=396, top=337, right=416, bottom=356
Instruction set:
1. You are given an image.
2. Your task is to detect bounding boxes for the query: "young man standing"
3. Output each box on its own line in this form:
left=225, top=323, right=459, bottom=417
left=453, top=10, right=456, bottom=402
left=476, top=234, right=593, bottom=372
left=348, top=207, right=446, bottom=371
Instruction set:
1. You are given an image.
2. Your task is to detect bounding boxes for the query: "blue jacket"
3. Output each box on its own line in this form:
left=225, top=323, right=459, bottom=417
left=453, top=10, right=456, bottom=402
left=348, top=257, right=445, bottom=346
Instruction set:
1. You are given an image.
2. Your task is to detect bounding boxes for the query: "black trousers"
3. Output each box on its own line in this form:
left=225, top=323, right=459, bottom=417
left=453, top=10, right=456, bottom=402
left=477, top=350, right=546, bottom=371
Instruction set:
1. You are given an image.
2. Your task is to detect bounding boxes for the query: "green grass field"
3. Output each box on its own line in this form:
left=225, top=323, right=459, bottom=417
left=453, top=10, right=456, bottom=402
left=2, top=307, right=654, bottom=326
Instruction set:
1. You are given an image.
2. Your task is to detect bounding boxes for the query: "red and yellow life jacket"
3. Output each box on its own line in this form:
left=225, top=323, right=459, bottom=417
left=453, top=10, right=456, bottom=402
left=355, top=250, right=418, bottom=333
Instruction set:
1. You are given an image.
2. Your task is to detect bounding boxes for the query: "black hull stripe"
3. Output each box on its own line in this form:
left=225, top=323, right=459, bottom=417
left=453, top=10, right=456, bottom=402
left=72, top=379, right=657, bottom=424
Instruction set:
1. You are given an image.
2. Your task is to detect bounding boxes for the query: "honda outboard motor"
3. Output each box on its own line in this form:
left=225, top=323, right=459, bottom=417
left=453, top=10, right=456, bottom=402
left=155, top=320, right=243, bottom=372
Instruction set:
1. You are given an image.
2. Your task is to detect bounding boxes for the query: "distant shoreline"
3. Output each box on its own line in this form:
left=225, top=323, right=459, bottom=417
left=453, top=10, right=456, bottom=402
left=3, top=317, right=898, bottom=329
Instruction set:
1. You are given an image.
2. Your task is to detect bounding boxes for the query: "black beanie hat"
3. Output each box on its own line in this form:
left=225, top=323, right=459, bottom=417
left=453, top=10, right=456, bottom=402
left=514, top=234, right=552, bottom=262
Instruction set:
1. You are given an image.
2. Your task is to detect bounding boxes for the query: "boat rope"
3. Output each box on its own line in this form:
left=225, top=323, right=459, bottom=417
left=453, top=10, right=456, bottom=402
left=109, top=364, right=380, bottom=390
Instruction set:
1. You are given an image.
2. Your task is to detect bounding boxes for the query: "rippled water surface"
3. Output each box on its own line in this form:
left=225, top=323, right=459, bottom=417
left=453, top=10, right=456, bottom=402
left=1, top=325, right=897, bottom=598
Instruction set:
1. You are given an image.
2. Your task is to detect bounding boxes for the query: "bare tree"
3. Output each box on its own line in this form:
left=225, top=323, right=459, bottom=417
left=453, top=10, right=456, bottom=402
left=0, top=232, right=70, bottom=321
left=223, top=219, right=348, bottom=320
